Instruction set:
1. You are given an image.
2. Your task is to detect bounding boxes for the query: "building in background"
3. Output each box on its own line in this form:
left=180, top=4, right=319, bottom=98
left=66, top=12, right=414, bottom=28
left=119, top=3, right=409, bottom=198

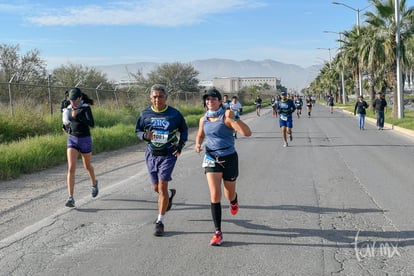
left=212, top=77, right=281, bottom=93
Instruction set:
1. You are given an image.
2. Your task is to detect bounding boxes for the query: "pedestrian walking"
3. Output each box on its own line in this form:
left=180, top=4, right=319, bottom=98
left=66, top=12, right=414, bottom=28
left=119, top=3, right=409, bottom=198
left=195, top=88, right=251, bottom=246
left=354, top=96, right=369, bottom=130
left=62, top=88, right=98, bottom=208
left=373, top=92, right=387, bottom=130
left=135, top=84, right=188, bottom=237
left=276, top=91, right=296, bottom=147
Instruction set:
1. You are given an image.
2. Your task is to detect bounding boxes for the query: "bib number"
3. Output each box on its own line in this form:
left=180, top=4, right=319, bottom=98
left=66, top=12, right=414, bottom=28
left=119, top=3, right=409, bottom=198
left=151, top=130, right=169, bottom=143
left=202, top=154, right=216, bottom=168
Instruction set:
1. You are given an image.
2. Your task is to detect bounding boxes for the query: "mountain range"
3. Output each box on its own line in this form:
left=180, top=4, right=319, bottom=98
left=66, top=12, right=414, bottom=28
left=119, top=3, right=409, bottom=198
left=95, top=58, right=322, bottom=91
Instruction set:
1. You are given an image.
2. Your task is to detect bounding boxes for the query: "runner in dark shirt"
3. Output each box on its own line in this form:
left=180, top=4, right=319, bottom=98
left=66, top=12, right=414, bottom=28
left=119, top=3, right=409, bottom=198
left=135, top=84, right=188, bottom=237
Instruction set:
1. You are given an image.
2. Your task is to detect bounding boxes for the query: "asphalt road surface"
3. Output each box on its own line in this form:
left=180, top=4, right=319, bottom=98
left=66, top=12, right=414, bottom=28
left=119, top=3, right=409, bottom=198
left=1, top=104, right=414, bottom=276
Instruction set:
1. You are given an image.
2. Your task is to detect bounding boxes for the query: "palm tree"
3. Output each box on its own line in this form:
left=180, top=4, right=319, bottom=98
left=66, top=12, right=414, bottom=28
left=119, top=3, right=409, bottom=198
left=404, top=36, right=414, bottom=90
left=339, top=27, right=361, bottom=98
left=364, top=0, right=414, bottom=118
left=359, top=25, right=388, bottom=109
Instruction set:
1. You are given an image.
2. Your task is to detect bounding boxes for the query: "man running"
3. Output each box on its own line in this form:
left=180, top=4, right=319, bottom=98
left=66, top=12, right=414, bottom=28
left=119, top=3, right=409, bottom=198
left=294, top=95, right=303, bottom=118
left=135, top=84, right=188, bottom=237
left=276, top=92, right=296, bottom=147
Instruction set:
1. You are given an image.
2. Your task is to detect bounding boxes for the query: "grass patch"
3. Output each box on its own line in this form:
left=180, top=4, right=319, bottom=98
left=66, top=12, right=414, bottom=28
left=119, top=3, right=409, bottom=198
left=0, top=135, right=67, bottom=179
left=0, top=101, right=262, bottom=180
left=0, top=106, right=206, bottom=180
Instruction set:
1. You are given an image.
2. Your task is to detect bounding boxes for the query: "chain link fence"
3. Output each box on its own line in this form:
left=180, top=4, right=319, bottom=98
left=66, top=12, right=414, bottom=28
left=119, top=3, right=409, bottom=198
left=0, top=82, right=204, bottom=116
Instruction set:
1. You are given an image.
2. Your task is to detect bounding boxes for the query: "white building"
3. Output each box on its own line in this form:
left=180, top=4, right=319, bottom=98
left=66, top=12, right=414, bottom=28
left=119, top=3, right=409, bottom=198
left=212, top=77, right=280, bottom=93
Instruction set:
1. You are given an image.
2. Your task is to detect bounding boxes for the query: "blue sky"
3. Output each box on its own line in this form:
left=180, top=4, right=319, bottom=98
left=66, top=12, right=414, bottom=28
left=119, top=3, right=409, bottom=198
left=1, top=0, right=413, bottom=70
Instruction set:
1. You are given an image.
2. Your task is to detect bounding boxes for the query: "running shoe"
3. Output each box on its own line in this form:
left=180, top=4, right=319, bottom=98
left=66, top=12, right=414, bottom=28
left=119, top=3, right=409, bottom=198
left=65, top=196, right=75, bottom=208
left=210, top=230, right=223, bottom=246
left=154, top=221, right=164, bottom=236
left=166, top=188, right=176, bottom=211
left=91, top=180, right=99, bottom=198
left=289, top=133, right=293, bottom=141
left=283, top=143, right=288, bottom=147
left=230, top=202, right=239, bottom=215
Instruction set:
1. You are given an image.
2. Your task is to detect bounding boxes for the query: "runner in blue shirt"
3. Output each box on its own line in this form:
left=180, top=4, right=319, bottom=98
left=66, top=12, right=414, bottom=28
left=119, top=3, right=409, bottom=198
left=294, top=95, right=303, bottom=118
left=135, top=84, right=188, bottom=237
left=276, top=92, right=296, bottom=147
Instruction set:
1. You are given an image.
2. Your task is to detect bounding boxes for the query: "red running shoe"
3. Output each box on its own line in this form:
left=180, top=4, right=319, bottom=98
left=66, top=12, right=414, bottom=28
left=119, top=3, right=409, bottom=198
left=230, top=202, right=239, bottom=215
left=210, top=230, right=223, bottom=246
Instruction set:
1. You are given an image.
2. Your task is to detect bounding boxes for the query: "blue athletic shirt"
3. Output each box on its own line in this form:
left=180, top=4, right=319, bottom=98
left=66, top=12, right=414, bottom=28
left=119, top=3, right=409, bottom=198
left=277, top=99, right=296, bottom=118
left=135, top=105, right=188, bottom=152
left=203, top=113, right=235, bottom=157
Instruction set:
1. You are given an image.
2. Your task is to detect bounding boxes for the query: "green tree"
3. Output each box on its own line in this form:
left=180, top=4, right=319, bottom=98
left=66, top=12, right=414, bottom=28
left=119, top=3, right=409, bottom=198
left=131, top=62, right=200, bottom=96
left=405, top=36, right=414, bottom=88
left=0, top=44, right=48, bottom=104
left=0, top=44, right=47, bottom=83
left=358, top=25, right=388, bottom=109
left=364, top=0, right=414, bottom=117
left=52, top=63, right=113, bottom=89
left=339, top=27, right=362, bottom=98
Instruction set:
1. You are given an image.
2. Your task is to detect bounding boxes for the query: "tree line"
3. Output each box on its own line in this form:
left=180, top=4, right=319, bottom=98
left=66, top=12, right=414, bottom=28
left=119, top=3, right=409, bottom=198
left=0, top=44, right=202, bottom=113
left=306, top=0, right=414, bottom=118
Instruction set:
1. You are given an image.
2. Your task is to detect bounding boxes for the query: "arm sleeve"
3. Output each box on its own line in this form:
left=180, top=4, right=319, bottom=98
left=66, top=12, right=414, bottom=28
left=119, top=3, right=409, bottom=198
left=77, top=106, right=94, bottom=128
left=85, top=107, right=94, bottom=127
left=178, top=113, right=188, bottom=145
left=135, top=114, right=147, bottom=141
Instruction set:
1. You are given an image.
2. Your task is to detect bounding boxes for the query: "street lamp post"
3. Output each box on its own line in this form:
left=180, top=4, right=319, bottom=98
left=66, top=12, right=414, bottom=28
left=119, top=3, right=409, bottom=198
left=395, top=0, right=404, bottom=119
left=324, top=31, right=346, bottom=104
left=317, top=47, right=335, bottom=98
left=317, top=47, right=333, bottom=68
left=332, top=2, right=372, bottom=97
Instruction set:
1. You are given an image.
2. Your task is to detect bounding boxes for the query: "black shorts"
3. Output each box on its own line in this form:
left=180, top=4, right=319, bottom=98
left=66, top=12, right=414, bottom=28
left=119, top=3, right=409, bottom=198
left=204, top=152, right=238, bottom=181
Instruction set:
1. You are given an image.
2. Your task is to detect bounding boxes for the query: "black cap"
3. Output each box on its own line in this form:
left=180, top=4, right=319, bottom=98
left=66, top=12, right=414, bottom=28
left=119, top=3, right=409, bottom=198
left=69, top=88, right=82, bottom=100
left=203, top=88, right=222, bottom=101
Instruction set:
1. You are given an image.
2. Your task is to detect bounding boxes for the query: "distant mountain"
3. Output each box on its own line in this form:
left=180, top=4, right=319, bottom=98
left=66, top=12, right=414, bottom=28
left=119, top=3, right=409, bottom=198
left=95, top=59, right=321, bottom=91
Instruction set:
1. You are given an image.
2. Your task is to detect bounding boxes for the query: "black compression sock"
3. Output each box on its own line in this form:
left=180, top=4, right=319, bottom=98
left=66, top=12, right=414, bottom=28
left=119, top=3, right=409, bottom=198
left=211, top=202, right=222, bottom=231
left=230, top=193, right=238, bottom=205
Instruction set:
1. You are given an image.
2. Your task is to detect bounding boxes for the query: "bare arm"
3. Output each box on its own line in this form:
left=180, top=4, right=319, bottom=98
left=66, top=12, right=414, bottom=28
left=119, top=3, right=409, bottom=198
left=195, top=117, right=205, bottom=153
left=225, top=110, right=252, bottom=137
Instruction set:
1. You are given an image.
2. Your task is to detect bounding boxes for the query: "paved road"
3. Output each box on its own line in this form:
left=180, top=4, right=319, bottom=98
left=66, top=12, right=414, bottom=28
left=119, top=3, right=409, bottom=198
left=1, top=104, right=414, bottom=275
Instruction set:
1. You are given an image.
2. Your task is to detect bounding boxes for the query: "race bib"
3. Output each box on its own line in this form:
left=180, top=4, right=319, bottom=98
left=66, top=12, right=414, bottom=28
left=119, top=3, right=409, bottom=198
left=202, top=154, right=216, bottom=168
left=280, top=114, right=288, bottom=121
left=151, top=130, right=169, bottom=144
